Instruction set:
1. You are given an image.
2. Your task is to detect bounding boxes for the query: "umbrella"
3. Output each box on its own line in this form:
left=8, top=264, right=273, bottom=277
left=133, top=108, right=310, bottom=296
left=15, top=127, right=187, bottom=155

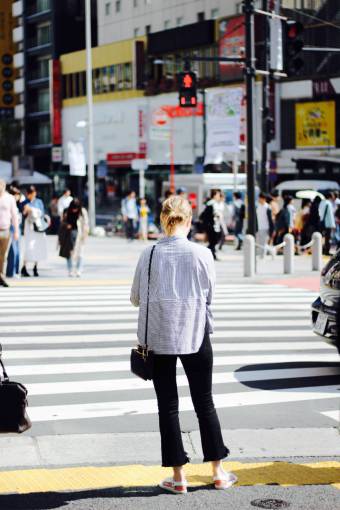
left=296, top=190, right=325, bottom=200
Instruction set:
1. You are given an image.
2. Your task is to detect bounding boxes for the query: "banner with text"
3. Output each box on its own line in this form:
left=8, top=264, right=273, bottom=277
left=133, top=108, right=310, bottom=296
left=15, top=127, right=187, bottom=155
left=205, top=88, right=243, bottom=164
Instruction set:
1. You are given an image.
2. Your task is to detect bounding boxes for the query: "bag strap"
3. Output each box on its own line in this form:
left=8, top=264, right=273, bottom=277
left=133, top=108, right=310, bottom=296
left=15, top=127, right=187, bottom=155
left=144, top=245, right=156, bottom=349
left=0, top=357, right=9, bottom=382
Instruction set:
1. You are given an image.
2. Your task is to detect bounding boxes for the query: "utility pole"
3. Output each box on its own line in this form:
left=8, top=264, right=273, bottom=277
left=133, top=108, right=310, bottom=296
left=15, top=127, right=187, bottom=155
left=85, top=0, right=96, bottom=233
left=244, top=0, right=257, bottom=237
left=260, top=0, right=269, bottom=192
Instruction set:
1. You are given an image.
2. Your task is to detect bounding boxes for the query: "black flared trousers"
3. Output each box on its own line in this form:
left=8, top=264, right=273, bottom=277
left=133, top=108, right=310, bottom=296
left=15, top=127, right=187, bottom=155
left=153, top=333, right=229, bottom=467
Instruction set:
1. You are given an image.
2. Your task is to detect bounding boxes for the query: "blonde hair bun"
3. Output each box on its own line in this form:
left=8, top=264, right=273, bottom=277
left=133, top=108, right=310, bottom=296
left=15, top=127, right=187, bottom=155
left=160, top=195, right=192, bottom=236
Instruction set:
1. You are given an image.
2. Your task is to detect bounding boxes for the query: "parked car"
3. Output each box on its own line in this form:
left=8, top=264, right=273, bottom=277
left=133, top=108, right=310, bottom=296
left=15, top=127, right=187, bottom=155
left=311, top=249, right=340, bottom=353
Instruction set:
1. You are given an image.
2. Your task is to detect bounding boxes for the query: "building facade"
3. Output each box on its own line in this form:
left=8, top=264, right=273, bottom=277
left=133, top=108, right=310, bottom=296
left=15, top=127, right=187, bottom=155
left=12, top=0, right=97, bottom=173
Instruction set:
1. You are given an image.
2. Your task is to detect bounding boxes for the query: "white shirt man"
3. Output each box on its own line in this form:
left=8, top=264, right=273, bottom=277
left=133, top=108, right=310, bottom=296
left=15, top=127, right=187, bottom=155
left=0, top=179, right=19, bottom=286
left=256, top=193, right=273, bottom=258
left=57, top=190, right=73, bottom=218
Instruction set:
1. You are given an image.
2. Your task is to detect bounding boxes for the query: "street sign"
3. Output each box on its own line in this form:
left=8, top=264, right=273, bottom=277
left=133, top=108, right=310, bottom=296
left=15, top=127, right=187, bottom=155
left=131, top=159, right=148, bottom=171
left=68, top=141, right=86, bottom=176
left=52, top=146, right=63, bottom=163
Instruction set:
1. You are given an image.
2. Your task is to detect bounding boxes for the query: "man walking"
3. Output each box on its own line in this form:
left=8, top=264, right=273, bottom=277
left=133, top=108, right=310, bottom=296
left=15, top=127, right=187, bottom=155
left=0, top=179, right=19, bottom=287
left=233, top=191, right=245, bottom=250
left=256, top=192, right=274, bottom=258
left=200, top=189, right=222, bottom=260
left=121, top=190, right=138, bottom=241
left=319, top=191, right=336, bottom=255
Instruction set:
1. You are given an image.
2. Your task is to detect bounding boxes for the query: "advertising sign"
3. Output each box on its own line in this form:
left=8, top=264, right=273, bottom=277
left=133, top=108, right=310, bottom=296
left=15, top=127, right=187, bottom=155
left=205, top=88, right=243, bottom=164
left=68, top=141, right=86, bottom=176
left=219, top=16, right=245, bottom=82
left=50, top=60, right=62, bottom=145
left=295, top=101, right=336, bottom=149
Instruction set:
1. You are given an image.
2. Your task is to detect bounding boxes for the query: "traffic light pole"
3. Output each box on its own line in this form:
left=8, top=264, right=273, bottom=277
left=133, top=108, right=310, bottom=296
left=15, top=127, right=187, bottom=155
left=244, top=0, right=257, bottom=238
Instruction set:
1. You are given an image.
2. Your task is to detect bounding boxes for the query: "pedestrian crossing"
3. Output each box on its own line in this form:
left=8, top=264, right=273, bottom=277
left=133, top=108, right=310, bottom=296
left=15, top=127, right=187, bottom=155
left=0, top=283, right=339, bottom=433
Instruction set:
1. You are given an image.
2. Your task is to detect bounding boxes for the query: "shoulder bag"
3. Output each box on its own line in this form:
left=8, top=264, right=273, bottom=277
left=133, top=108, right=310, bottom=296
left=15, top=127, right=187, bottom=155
left=130, top=245, right=156, bottom=381
left=0, top=346, right=32, bottom=433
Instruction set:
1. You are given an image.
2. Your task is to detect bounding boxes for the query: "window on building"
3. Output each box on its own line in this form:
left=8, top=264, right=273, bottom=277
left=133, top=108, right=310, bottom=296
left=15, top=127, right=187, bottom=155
left=134, top=27, right=139, bottom=37
left=164, top=19, right=170, bottom=29
left=197, top=12, right=205, bottom=22
left=37, top=22, right=51, bottom=45
left=145, top=25, right=151, bottom=35
left=176, top=17, right=183, bottom=26
left=37, top=56, right=50, bottom=79
left=38, top=121, right=50, bottom=145
left=115, top=0, right=121, bottom=12
left=211, top=8, right=219, bottom=18
left=105, top=2, right=111, bottom=15
left=133, top=0, right=138, bottom=6
left=37, top=88, right=50, bottom=111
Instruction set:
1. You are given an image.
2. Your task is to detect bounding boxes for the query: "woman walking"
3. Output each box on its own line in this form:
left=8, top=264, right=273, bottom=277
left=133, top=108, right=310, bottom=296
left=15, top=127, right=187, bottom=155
left=138, top=197, right=150, bottom=241
left=58, top=198, right=89, bottom=277
left=130, top=195, right=236, bottom=494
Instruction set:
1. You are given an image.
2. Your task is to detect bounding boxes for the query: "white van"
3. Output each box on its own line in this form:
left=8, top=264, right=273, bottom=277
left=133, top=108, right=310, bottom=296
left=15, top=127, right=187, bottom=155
left=274, top=179, right=340, bottom=197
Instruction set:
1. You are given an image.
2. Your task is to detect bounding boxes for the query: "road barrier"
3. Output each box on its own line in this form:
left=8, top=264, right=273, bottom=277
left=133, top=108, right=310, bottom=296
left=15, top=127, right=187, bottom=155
left=243, top=232, right=324, bottom=276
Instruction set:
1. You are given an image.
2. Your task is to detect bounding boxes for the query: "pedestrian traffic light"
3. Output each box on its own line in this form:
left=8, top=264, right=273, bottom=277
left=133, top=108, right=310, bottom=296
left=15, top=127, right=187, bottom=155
left=283, top=20, right=304, bottom=76
left=178, top=71, right=197, bottom=108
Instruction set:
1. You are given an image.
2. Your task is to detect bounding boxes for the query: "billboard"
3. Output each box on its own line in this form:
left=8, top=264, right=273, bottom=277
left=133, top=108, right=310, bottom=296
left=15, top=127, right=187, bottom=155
left=295, top=101, right=336, bottom=149
left=219, top=16, right=245, bottom=82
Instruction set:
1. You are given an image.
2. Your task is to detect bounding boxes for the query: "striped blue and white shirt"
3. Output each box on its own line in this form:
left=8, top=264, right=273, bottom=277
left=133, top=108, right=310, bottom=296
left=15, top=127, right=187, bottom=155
left=130, top=235, right=215, bottom=355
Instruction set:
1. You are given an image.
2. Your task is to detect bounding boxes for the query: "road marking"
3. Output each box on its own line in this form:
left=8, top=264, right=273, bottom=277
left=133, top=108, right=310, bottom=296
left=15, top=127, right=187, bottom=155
left=0, top=461, right=339, bottom=494
left=4, top=341, right=334, bottom=360
left=320, top=410, right=340, bottom=423
left=26, top=367, right=340, bottom=396
left=6, top=353, right=338, bottom=377
left=26, top=385, right=340, bottom=422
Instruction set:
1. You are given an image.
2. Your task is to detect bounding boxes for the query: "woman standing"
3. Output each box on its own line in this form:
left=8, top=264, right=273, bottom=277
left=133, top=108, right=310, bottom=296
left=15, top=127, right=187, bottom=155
left=130, top=196, right=236, bottom=494
left=59, top=198, right=89, bottom=277
left=21, top=186, right=49, bottom=277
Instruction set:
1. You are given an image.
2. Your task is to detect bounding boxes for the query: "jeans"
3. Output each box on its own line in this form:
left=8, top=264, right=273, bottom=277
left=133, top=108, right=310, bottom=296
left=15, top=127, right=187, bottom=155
left=6, top=228, right=20, bottom=277
left=125, top=219, right=135, bottom=240
left=67, top=256, right=83, bottom=273
left=153, top=333, right=229, bottom=467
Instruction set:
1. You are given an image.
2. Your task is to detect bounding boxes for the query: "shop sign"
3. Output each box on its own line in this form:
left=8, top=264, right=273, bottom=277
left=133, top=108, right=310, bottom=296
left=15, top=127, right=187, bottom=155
left=51, top=146, right=62, bottom=163
left=295, top=101, right=336, bottom=149
left=107, top=152, right=144, bottom=167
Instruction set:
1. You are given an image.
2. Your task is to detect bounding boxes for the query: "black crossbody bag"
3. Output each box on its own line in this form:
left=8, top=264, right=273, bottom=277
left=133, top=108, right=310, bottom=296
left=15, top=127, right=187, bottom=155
left=130, top=246, right=156, bottom=381
left=0, top=346, right=32, bottom=433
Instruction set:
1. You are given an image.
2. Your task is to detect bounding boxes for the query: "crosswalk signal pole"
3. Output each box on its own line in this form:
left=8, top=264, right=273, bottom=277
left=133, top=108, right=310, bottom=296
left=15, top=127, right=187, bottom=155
left=244, top=0, right=257, bottom=238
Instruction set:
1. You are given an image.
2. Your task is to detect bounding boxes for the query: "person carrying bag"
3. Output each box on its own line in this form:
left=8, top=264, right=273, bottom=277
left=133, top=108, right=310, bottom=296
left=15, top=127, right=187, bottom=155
left=130, top=195, right=237, bottom=494
left=0, top=345, right=31, bottom=433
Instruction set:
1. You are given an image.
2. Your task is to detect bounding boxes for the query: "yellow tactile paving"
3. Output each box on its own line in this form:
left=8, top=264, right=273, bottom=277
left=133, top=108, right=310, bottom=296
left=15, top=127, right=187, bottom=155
left=0, top=462, right=339, bottom=495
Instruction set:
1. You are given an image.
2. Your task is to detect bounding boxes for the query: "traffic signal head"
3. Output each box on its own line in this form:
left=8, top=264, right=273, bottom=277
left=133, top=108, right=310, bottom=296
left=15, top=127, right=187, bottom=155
left=178, top=71, right=197, bottom=108
left=283, top=20, right=304, bottom=76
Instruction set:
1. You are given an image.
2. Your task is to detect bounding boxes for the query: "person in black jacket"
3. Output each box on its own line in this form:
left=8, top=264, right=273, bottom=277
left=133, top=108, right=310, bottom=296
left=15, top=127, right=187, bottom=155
left=200, top=189, right=221, bottom=260
left=273, top=195, right=293, bottom=246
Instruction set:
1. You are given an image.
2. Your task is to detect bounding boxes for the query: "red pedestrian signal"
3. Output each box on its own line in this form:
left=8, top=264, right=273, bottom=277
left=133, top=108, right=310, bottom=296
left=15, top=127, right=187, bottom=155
left=283, top=20, right=304, bottom=75
left=178, top=71, right=197, bottom=108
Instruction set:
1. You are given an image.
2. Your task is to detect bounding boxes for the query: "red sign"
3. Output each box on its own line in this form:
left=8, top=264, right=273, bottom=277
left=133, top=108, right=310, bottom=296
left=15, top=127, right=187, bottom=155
left=219, top=16, right=245, bottom=82
left=107, top=152, right=145, bottom=167
left=51, top=60, right=62, bottom=145
left=161, top=103, right=203, bottom=119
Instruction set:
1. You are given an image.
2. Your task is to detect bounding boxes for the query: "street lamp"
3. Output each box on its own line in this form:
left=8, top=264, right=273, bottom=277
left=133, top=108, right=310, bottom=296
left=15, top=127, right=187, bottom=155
left=85, top=0, right=96, bottom=233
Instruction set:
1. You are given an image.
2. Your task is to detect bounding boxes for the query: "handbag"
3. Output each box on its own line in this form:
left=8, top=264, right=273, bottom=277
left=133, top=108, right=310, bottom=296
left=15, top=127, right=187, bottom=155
left=130, top=245, right=156, bottom=381
left=0, top=346, right=32, bottom=433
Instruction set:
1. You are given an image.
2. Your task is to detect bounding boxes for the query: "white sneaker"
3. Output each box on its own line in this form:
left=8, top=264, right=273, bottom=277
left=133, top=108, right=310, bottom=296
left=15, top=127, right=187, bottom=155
left=76, top=271, right=81, bottom=278
left=68, top=271, right=74, bottom=277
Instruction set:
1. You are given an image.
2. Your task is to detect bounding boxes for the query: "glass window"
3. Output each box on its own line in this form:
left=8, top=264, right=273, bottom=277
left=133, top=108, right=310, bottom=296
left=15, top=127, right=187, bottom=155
left=211, top=8, right=219, bottom=18
left=37, top=56, right=50, bottom=79
left=37, top=23, right=51, bottom=45
left=37, top=0, right=51, bottom=13
left=105, top=2, right=111, bottom=15
left=116, top=0, right=121, bottom=12
left=164, top=20, right=170, bottom=30
left=37, top=88, right=50, bottom=111
left=38, top=121, right=50, bottom=145
left=93, top=68, right=101, bottom=94
left=176, top=17, right=183, bottom=26
left=109, top=65, right=115, bottom=91
left=134, top=27, right=139, bottom=37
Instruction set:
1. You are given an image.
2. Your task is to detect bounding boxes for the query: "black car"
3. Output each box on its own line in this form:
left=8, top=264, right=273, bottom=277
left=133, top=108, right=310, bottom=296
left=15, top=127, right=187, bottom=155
left=312, top=249, right=340, bottom=352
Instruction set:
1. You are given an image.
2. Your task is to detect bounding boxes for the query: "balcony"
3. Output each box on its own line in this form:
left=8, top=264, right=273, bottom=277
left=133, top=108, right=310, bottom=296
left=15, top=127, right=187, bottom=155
left=12, top=1, right=23, bottom=17
left=27, top=32, right=52, bottom=52
left=27, top=0, right=52, bottom=21
left=27, top=101, right=50, bottom=117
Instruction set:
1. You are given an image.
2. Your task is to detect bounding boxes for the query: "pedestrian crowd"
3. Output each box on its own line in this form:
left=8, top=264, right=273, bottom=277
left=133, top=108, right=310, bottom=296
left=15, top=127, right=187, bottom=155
left=0, top=179, right=89, bottom=287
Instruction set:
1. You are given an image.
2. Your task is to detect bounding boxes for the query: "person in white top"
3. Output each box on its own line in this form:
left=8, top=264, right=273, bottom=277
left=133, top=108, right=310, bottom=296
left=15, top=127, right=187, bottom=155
left=0, top=179, right=19, bottom=287
left=256, top=192, right=274, bottom=258
left=57, top=189, right=73, bottom=218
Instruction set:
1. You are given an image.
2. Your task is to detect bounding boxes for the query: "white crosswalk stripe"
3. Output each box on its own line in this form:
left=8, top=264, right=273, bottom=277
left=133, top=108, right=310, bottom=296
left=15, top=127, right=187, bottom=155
left=0, top=283, right=339, bottom=432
